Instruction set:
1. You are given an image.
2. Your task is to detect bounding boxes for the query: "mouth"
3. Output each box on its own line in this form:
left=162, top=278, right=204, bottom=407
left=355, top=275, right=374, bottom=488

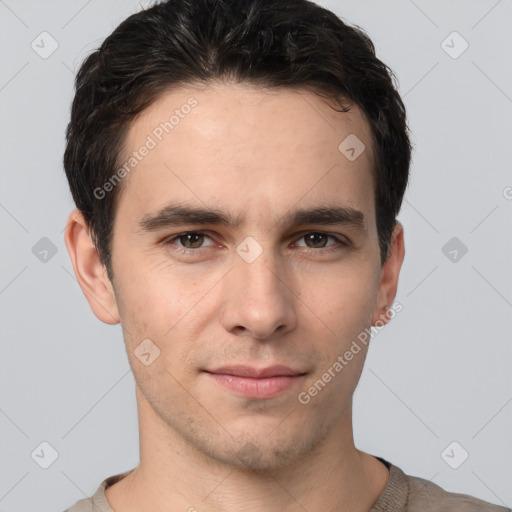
left=203, top=365, right=307, bottom=399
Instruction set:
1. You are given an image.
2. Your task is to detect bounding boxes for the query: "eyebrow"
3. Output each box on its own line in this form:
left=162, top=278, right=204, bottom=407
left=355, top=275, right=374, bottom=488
left=136, top=202, right=366, bottom=233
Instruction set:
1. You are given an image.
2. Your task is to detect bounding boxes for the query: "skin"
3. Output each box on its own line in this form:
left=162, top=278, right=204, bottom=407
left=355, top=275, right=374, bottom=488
left=65, top=82, right=405, bottom=512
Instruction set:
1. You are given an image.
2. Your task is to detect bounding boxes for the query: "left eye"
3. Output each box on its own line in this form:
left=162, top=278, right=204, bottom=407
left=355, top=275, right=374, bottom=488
left=294, top=232, right=342, bottom=249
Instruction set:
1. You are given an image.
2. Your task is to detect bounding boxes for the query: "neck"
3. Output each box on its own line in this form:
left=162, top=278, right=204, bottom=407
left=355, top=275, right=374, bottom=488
left=105, top=387, right=389, bottom=512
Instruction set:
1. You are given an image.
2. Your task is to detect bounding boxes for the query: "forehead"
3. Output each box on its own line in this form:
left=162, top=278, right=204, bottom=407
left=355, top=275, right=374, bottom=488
left=116, top=82, right=376, bottom=230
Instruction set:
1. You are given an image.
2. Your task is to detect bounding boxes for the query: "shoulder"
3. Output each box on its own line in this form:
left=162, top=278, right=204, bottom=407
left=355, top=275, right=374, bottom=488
left=405, top=471, right=510, bottom=511
left=61, top=469, right=134, bottom=512
left=61, top=496, right=95, bottom=512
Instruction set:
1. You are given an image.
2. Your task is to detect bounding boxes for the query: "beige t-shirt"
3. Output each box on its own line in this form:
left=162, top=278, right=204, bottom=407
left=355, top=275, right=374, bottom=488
left=63, top=457, right=510, bottom=511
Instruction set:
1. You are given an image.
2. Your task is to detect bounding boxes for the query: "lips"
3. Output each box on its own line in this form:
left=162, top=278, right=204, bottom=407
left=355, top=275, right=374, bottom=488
left=203, top=365, right=307, bottom=399
left=205, top=365, right=306, bottom=378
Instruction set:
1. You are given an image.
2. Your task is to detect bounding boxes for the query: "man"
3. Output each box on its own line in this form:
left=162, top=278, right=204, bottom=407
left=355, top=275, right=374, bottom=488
left=62, top=0, right=509, bottom=510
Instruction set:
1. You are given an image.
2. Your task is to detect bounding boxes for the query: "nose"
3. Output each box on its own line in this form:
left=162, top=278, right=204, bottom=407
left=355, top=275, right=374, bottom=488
left=219, top=246, right=297, bottom=340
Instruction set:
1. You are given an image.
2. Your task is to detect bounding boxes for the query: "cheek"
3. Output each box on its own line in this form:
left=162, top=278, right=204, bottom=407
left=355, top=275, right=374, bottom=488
left=117, top=256, right=190, bottom=320
left=303, top=261, right=378, bottom=324
left=118, top=272, right=210, bottom=379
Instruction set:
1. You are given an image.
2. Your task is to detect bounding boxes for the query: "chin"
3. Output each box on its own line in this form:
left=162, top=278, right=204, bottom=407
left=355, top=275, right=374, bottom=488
left=217, top=441, right=308, bottom=471
left=202, top=427, right=320, bottom=471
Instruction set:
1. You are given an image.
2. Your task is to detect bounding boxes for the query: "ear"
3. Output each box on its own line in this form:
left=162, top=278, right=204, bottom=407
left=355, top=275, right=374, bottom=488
left=371, top=221, right=405, bottom=326
left=64, top=209, right=120, bottom=325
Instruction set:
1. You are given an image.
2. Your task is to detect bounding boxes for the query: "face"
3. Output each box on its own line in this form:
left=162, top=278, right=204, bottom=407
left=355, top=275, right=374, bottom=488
left=66, top=82, right=404, bottom=471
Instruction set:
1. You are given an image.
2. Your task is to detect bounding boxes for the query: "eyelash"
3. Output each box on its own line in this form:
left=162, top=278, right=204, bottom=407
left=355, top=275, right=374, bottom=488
left=163, top=231, right=348, bottom=256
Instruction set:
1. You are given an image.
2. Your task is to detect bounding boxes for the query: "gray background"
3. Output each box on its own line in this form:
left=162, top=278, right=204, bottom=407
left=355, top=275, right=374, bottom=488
left=0, top=0, right=511, bottom=510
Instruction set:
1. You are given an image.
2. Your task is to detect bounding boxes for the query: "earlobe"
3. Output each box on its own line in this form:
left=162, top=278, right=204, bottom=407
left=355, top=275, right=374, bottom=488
left=371, top=221, right=405, bottom=326
left=64, top=209, right=121, bottom=325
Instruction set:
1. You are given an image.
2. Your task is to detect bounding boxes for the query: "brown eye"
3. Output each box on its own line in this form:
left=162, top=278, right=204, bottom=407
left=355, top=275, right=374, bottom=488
left=164, top=231, right=215, bottom=252
left=296, top=232, right=345, bottom=250
left=177, top=233, right=205, bottom=249
left=304, top=233, right=330, bottom=248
